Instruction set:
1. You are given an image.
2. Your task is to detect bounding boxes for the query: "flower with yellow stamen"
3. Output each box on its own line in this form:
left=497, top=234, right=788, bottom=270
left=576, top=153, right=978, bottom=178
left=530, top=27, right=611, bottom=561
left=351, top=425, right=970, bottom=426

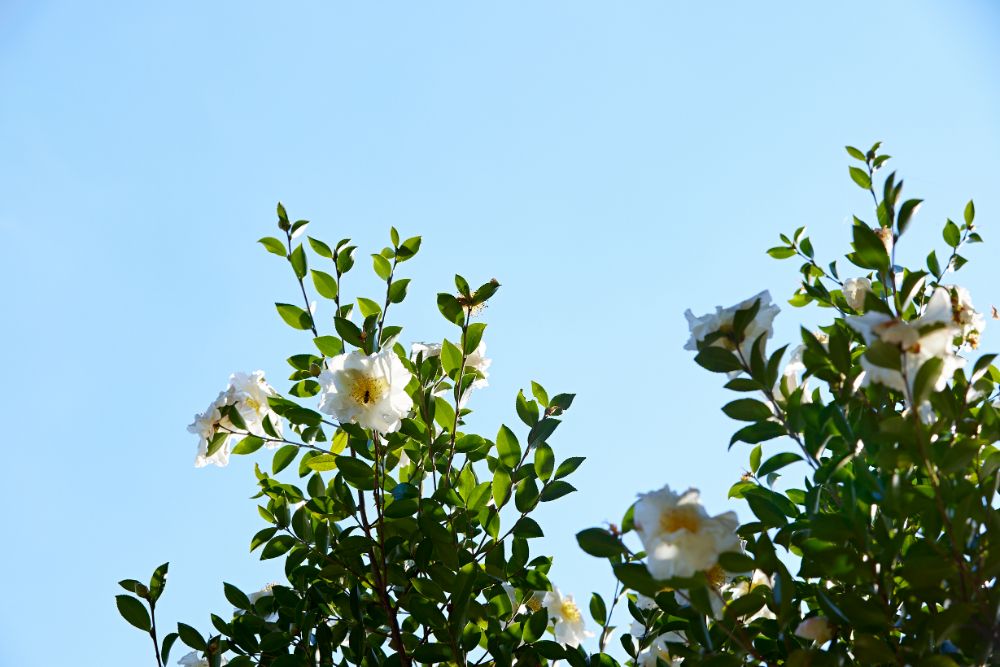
left=633, top=485, right=740, bottom=580
left=542, top=587, right=593, bottom=648
left=318, top=349, right=413, bottom=434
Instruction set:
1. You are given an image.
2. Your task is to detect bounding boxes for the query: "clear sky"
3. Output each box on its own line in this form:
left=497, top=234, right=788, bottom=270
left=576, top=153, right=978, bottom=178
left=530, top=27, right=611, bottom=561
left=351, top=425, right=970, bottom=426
left=2, top=2, right=1000, bottom=665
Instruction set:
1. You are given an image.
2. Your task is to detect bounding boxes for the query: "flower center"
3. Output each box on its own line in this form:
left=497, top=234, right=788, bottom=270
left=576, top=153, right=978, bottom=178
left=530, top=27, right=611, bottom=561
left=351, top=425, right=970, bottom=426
left=351, top=375, right=388, bottom=406
left=706, top=564, right=727, bottom=589
left=245, top=397, right=262, bottom=414
left=659, top=506, right=702, bottom=534
left=560, top=599, right=582, bottom=623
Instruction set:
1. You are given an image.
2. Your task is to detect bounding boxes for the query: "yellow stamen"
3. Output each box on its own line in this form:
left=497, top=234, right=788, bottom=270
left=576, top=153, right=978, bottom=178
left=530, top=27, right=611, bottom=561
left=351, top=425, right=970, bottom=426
left=659, top=506, right=702, bottom=534
left=245, top=397, right=262, bottom=414
left=560, top=599, right=582, bottom=623
left=706, top=565, right=726, bottom=589
left=350, top=375, right=388, bottom=406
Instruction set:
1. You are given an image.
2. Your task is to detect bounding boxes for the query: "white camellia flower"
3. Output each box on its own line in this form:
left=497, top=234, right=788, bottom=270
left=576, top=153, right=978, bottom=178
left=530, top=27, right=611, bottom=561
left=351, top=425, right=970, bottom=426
left=542, top=587, right=593, bottom=648
left=189, top=391, right=233, bottom=468
left=780, top=332, right=829, bottom=401
left=635, top=632, right=684, bottom=667
left=228, top=371, right=283, bottom=442
left=723, top=570, right=775, bottom=621
left=318, top=348, right=413, bottom=433
left=245, top=583, right=280, bottom=622
left=684, top=290, right=780, bottom=362
left=410, top=342, right=442, bottom=360
left=795, top=616, right=834, bottom=644
left=633, top=485, right=741, bottom=580
left=465, top=341, right=492, bottom=389
left=188, top=371, right=283, bottom=468
left=629, top=594, right=659, bottom=638
left=847, top=287, right=964, bottom=394
left=842, top=277, right=872, bottom=311
left=942, top=284, right=986, bottom=349
left=177, top=651, right=228, bottom=666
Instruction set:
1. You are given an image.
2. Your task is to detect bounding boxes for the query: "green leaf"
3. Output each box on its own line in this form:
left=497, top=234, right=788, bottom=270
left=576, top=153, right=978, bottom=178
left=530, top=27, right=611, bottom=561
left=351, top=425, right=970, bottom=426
left=766, top=246, right=796, bottom=259
left=849, top=166, right=872, bottom=190
left=722, top=398, right=772, bottom=422
left=554, top=456, right=584, bottom=479
left=590, top=593, right=608, bottom=625
left=535, top=444, right=555, bottom=481
left=311, top=270, right=338, bottom=299
left=334, top=317, right=364, bottom=348
left=851, top=224, right=890, bottom=271
left=258, top=237, right=287, bottom=257
left=224, top=583, right=252, bottom=610
left=943, top=220, right=961, bottom=248
left=306, top=454, right=339, bottom=472
left=232, top=435, right=264, bottom=455
left=115, top=595, right=151, bottom=632
left=275, top=303, right=314, bottom=331
left=357, top=297, right=382, bottom=319
left=313, top=336, right=343, bottom=357
left=576, top=528, right=625, bottom=558
left=897, top=198, right=922, bottom=235
left=530, top=381, right=549, bottom=407
left=496, top=424, right=521, bottom=468
left=437, top=293, right=465, bottom=325
left=540, top=480, right=576, bottom=502
left=440, top=339, right=463, bottom=375
left=756, top=452, right=803, bottom=477
left=730, top=421, right=785, bottom=447
left=464, top=322, right=487, bottom=354
left=388, top=278, right=410, bottom=304
left=492, top=467, right=512, bottom=507
left=372, top=254, right=392, bottom=280
left=528, top=418, right=559, bottom=447
left=272, top=445, right=298, bottom=474
left=845, top=145, right=866, bottom=161
left=965, top=200, right=975, bottom=226
left=397, top=235, right=422, bottom=261
left=516, top=390, right=539, bottom=426
left=289, top=244, right=307, bottom=279
left=261, top=534, right=295, bottom=560
left=161, top=633, right=179, bottom=664
left=336, top=456, right=375, bottom=489
left=694, top=347, right=742, bottom=373
left=749, top=444, right=762, bottom=474
left=177, top=623, right=206, bottom=651
left=927, top=250, right=942, bottom=277
left=149, top=562, right=168, bottom=603
left=307, top=236, right=333, bottom=258
left=717, top=551, right=755, bottom=573
left=864, top=339, right=902, bottom=371
left=336, top=246, right=357, bottom=274
left=512, top=516, right=544, bottom=538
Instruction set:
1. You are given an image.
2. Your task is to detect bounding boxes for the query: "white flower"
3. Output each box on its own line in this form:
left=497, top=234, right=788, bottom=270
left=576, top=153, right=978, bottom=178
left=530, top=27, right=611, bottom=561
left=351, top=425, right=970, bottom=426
left=410, top=342, right=442, bottom=360
left=629, top=594, right=659, bottom=638
left=636, top=632, right=684, bottom=667
left=795, top=616, right=834, bottom=644
left=842, top=277, right=872, bottom=311
left=779, top=333, right=828, bottom=400
left=684, top=290, right=780, bottom=362
left=723, top=570, right=775, bottom=621
left=177, top=651, right=228, bottom=666
left=318, top=349, right=413, bottom=433
left=228, top=371, right=282, bottom=442
left=189, top=391, right=233, bottom=468
left=188, top=371, right=283, bottom=468
left=542, top=587, right=593, bottom=648
left=465, top=341, right=492, bottom=389
left=633, top=486, right=741, bottom=580
left=847, top=288, right=965, bottom=394
left=942, top=284, right=985, bottom=349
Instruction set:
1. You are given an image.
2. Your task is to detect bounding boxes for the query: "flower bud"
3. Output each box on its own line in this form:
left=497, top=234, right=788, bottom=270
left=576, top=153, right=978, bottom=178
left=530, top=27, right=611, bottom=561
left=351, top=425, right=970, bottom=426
left=843, top=277, right=872, bottom=311
left=875, top=226, right=893, bottom=254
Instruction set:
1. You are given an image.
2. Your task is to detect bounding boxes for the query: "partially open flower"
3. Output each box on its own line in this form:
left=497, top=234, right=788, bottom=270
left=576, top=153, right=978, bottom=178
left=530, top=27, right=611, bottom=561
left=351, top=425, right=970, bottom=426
left=633, top=485, right=741, bottom=580
left=842, top=277, right=872, bottom=311
left=318, top=349, right=413, bottom=433
left=636, top=632, right=684, bottom=667
left=188, top=371, right=283, bottom=468
left=684, top=290, right=780, bottom=362
left=177, top=651, right=228, bottom=666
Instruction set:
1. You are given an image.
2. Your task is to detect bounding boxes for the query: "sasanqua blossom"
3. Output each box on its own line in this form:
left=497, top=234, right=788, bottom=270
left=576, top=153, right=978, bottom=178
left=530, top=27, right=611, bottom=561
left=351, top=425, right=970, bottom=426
left=795, top=616, right=834, bottom=644
left=847, top=287, right=964, bottom=394
left=633, top=485, right=741, bottom=580
left=188, top=371, right=282, bottom=468
left=542, top=587, right=593, bottom=648
left=177, top=651, right=228, bottom=666
left=942, top=284, right=986, bottom=349
left=318, top=348, right=413, bottom=433
left=684, top=290, right=780, bottom=361
left=842, top=277, right=872, bottom=311
left=635, top=632, right=684, bottom=667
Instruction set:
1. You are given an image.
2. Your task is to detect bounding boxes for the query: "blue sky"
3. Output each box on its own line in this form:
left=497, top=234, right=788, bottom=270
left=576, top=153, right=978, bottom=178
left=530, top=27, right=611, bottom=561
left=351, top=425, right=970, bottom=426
left=2, top=2, right=999, bottom=665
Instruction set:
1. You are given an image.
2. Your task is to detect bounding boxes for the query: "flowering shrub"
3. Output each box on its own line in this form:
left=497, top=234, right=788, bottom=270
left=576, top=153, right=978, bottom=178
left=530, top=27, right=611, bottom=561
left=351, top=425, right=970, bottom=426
left=119, top=143, right=999, bottom=666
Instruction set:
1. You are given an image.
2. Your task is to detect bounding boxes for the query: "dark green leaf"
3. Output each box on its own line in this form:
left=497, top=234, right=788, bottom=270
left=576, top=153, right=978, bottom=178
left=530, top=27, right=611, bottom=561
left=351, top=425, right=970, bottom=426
left=115, top=595, right=151, bottom=632
left=275, top=303, right=313, bottom=331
